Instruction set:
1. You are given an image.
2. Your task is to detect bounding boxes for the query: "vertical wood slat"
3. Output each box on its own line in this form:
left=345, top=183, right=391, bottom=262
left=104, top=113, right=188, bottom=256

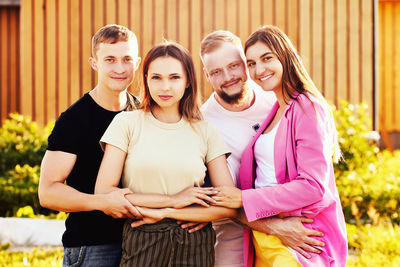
left=394, top=3, right=400, bottom=130
left=33, top=0, right=44, bottom=124
left=11, top=0, right=376, bottom=131
left=0, top=8, right=9, bottom=122
left=8, top=9, right=18, bottom=113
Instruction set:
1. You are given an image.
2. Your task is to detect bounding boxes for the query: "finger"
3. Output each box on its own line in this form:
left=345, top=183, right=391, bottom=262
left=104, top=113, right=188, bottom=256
left=194, top=199, right=210, bottom=208
left=304, top=236, right=324, bottom=247
left=196, top=193, right=217, bottom=204
left=305, top=228, right=324, bottom=238
left=300, top=217, right=314, bottom=224
left=301, top=243, right=321, bottom=254
left=127, top=205, right=141, bottom=218
left=120, top=188, right=133, bottom=195
left=131, top=220, right=146, bottom=228
left=293, top=246, right=311, bottom=259
left=180, top=222, right=198, bottom=229
left=188, top=223, right=208, bottom=233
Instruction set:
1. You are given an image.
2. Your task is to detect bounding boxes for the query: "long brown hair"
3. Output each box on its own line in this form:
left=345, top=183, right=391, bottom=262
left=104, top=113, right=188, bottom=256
left=245, top=25, right=341, bottom=162
left=141, top=41, right=202, bottom=122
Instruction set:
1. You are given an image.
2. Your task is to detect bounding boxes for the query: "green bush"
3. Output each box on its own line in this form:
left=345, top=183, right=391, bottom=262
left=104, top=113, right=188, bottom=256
left=0, top=246, right=63, bottom=267
left=0, top=164, right=41, bottom=216
left=347, top=222, right=400, bottom=266
left=0, top=113, right=53, bottom=176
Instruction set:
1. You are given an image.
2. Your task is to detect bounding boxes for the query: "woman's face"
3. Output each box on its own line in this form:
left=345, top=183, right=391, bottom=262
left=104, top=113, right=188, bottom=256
left=147, top=56, right=187, bottom=111
left=245, top=41, right=283, bottom=93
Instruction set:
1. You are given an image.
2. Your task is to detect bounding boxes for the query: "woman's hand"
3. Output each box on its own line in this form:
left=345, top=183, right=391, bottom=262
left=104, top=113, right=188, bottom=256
left=130, top=206, right=169, bottom=228
left=170, top=187, right=218, bottom=208
left=212, top=186, right=242, bottom=208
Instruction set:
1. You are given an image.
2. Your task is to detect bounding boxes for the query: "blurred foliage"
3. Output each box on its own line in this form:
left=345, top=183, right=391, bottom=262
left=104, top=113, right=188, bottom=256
left=0, top=113, right=53, bottom=176
left=347, top=222, right=400, bottom=266
left=333, top=101, right=400, bottom=224
left=0, top=246, right=63, bottom=266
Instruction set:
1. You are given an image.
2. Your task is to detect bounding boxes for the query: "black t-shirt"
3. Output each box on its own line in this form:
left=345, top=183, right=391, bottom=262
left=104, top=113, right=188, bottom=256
left=47, top=93, right=139, bottom=247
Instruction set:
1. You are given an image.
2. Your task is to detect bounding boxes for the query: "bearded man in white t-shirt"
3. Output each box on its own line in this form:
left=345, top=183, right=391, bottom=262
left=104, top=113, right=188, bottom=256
left=196, top=30, right=325, bottom=267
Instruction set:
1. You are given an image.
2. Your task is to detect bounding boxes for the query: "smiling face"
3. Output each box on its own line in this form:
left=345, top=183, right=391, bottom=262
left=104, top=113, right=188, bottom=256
left=147, top=56, right=187, bottom=111
left=202, top=42, right=248, bottom=105
left=245, top=41, right=283, bottom=94
left=90, top=40, right=140, bottom=93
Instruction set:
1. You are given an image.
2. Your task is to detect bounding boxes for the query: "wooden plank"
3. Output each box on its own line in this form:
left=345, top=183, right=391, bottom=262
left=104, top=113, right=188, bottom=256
left=142, top=0, right=152, bottom=54
left=34, top=0, right=45, bottom=125
left=215, top=0, right=225, bottom=30
left=129, top=0, right=141, bottom=96
left=262, top=0, right=274, bottom=26
left=70, top=0, right=80, bottom=104
left=93, top=0, right=105, bottom=34
left=58, top=0, right=69, bottom=112
left=202, top=0, right=213, bottom=36
left=154, top=0, right=165, bottom=45
left=190, top=0, right=204, bottom=100
left=336, top=0, right=348, bottom=103
left=105, top=0, right=116, bottom=24
left=166, top=0, right=177, bottom=41
left=378, top=2, right=385, bottom=130
left=383, top=3, right=393, bottom=131
left=324, top=0, right=335, bottom=104
left=178, top=0, right=189, bottom=48
left=238, top=0, right=249, bottom=43
left=394, top=2, right=400, bottom=130
left=118, top=0, right=129, bottom=27
left=287, top=0, right=299, bottom=49
left=0, top=8, right=8, bottom=121
left=361, top=0, right=373, bottom=117
left=81, top=0, right=93, bottom=93
left=45, top=0, right=57, bottom=120
left=250, top=0, right=261, bottom=32
left=311, top=0, right=322, bottom=94
left=20, top=0, right=33, bottom=118
left=349, top=0, right=360, bottom=104
left=9, top=8, right=18, bottom=114
left=299, top=0, right=311, bottom=74
left=226, top=0, right=237, bottom=34
left=275, top=0, right=285, bottom=31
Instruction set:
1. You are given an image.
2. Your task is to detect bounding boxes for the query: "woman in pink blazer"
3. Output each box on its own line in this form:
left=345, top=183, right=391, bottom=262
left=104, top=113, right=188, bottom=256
left=213, top=25, right=347, bottom=266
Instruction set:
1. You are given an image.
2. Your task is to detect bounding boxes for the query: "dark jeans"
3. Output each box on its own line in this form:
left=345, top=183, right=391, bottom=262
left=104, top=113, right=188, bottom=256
left=63, top=242, right=122, bottom=267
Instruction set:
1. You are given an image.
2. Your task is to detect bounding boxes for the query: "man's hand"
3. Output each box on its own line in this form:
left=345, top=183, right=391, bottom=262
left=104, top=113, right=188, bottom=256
left=212, top=186, right=242, bottom=208
left=102, top=188, right=141, bottom=219
left=170, top=187, right=217, bottom=208
left=266, top=216, right=325, bottom=259
left=177, top=221, right=208, bottom=233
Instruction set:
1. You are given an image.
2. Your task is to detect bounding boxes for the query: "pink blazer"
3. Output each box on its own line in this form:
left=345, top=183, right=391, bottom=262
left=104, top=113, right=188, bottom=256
left=239, top=93, right=348, bottom=267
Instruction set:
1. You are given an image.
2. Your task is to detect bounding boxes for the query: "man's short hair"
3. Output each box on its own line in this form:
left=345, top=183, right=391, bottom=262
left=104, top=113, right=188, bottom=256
left=200, top=30, right=242, bottom=58
left=91, top=24, right=138, bottom=58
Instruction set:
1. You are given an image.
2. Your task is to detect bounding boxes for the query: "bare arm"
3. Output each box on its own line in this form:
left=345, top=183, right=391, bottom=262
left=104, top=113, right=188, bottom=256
left=95, top=144, right=217, bottom=208
left=235, top=209, right=324, bottom=258
left=38, top=150, right=137, bottom=218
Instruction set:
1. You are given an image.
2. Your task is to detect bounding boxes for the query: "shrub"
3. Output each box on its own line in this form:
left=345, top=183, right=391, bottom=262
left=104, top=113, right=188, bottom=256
left=0, top=246, right=63, bottom=266
left=0, top=164, right=41, bottom=216
left=0, top=113, right=53, bottom=176
left=347, top=222, right=400, bottom=266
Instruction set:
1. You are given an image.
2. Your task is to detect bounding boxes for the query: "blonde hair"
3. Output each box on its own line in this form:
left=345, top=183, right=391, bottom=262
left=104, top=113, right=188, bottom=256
left=200, top=30, right=243, bottom=59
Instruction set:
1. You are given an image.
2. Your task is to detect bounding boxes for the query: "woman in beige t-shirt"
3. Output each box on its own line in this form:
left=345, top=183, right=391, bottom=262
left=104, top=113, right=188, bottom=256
left=95, top=42, right=237, bottom=267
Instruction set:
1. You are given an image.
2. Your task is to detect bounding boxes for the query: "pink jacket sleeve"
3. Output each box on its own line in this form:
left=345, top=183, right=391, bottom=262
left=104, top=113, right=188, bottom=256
left=241, top=97, right=336, bottom=222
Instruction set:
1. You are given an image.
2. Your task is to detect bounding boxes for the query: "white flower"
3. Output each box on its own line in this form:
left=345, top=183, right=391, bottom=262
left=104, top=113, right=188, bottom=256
left=366, top=131, right=380, bottom=142
left=347, top=127, right=355, bottom=135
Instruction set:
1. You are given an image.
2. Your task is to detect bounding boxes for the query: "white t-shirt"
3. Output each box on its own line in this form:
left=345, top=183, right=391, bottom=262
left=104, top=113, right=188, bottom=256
left=254, top=119, right=281, bottom=188
left=201, top=82, right=275, bottom=266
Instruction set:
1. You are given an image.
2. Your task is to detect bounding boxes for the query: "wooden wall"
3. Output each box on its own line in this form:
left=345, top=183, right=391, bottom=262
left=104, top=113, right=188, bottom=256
left=12, top=0, right=374, bottom=126
left=379, top=0, right=400, bottom=132
left=0, top=5, right=20, bottom=123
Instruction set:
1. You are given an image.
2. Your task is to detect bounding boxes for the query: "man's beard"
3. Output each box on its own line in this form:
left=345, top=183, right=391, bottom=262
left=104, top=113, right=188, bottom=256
left=217, top=82, right=248, bottom=105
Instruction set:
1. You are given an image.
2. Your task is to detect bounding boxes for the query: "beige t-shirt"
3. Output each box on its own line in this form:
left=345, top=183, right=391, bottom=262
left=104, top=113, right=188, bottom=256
left=100, top=110, right=230, bottom=195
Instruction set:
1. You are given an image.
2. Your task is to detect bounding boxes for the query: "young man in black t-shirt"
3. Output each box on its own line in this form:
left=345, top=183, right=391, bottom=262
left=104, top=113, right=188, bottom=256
left=39, top=24, right=141, bottom=267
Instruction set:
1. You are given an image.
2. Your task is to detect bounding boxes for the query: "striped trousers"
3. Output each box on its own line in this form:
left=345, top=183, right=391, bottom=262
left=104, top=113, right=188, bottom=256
left=120, top=219, right=216, bottom=267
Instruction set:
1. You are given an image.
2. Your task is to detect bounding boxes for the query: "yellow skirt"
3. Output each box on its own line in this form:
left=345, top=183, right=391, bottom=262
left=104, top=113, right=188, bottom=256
left=252, top=230, right=302, bottom=267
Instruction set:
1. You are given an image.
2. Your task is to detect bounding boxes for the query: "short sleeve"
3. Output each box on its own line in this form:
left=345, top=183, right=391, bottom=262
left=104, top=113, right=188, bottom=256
left=100, top=112, right=133, bottom=152
left=47, top=111, right=82, bottom=154
left=205, top=123, right=231, bottom=163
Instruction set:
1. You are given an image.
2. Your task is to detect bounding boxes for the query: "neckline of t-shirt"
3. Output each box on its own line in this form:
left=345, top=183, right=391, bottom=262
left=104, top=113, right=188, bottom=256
left=145, top=111, right=186, bottom=130
left=209, top=87, right=266, bottom=117
left=85, top=93, right=127, bottom=114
